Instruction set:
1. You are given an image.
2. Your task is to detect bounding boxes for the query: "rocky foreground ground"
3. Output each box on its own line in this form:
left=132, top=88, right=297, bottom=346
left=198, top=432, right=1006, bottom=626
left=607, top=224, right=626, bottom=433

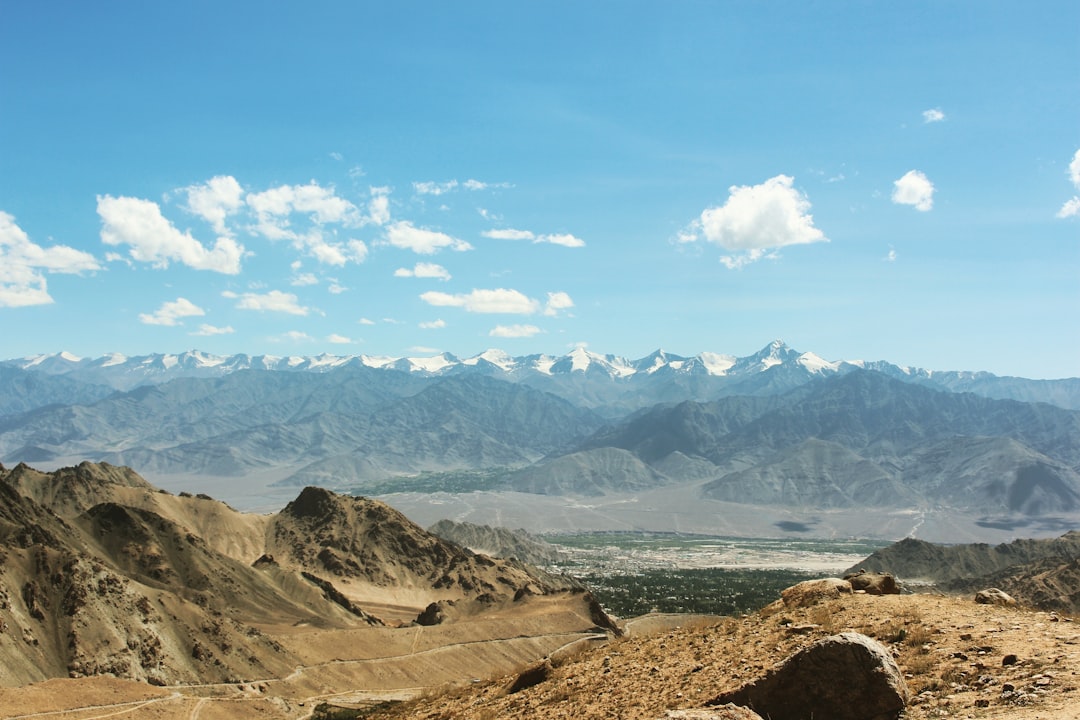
left=359, top=591, right=1079, bottom=720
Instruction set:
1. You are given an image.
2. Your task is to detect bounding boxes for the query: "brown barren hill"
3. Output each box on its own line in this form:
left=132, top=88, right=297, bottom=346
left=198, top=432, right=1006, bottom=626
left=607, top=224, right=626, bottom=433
left=0, top=461, right=612, bottom=718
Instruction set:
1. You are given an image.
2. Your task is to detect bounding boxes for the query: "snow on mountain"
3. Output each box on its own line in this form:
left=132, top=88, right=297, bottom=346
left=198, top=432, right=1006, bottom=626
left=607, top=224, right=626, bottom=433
left=4, top=342, right=1077, bottom=412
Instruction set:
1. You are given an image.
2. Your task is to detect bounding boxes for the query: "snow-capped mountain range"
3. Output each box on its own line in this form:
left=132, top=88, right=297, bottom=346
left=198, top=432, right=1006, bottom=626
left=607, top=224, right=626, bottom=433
left=0, top=340, right=998, bottom=385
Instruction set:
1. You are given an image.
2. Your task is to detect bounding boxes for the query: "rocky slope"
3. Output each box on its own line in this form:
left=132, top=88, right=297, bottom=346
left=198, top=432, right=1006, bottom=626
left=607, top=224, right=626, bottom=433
left=428, top=519, right=562, bottom=565
left=0, top=461, right=597, bottom=688
left=353, top=591, right=1080, bottom=720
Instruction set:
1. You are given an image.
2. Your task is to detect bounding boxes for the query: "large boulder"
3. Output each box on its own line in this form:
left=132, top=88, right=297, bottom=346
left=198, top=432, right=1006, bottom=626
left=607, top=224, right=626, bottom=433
left=708, top=632, right=909, bottom=720
left=974, top=587, right=1016, bottom=606
left=844, top=571, right=901, bottom=595
left=779, top=578, right=853, bottom=608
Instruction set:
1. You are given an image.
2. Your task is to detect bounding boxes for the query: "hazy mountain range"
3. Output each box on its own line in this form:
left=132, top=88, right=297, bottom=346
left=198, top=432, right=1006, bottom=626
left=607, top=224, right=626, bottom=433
left=2, top=342, right=1079, bottom=536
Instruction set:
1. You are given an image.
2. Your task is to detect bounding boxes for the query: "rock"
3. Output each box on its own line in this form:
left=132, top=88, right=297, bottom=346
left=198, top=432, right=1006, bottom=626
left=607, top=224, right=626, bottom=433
left=415, top=601, right=448, bottom=626
left=707, top=632, right=909, bottom=720
left=507, top=659, right=552, bottom=694
left=778, top=578, right=853, bottom=608
left=1002, top=654, right=1019, bottom=666
left=975, top=588, right=1016, bottom=606
left=844, top=571, right=900, bottom=595
left=664, top=706, right=764, bottom=720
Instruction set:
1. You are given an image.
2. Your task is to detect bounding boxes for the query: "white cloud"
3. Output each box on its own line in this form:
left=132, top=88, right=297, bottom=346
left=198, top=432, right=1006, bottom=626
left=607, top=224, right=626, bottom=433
left=280, top=330, right=313, bottom=342
left=543, top=291, right=574, bottom=316
left=892, top=170, right=935, bottom=211
left=419, top=319, right=446, bottom=329
left=482, top=228, right=585, bottom=247
left=680, top=175, right=827, bottom=268
left=247, top=181, right=358, bottom=225
left=291, top=272, right=319, bottom=286
left=394, top=262, right=452, bottom=280
left=922, top=108, right=946, bottom=123
left=490, top=324, right=542, bottom=338
left=420, top=288, right=541, bottom=314
left=483, top=228, right=535, bottom=241
left=1057, top=149, right=1080, bottom=218
left=0, top=211, right=100, bottom=307
left=97, top=195, right=244, bottom=273
left=385, top=221, right=472, bottom=254
left=327, top=334, right=353, bottom=344
left=368, top=186, right=391, bottom=226
left=413, top=180, right=459, bottom=196
left=139, top=297, right=205, bottom=326
left=540, top=233, right=585, bottom=248
left=885, top=247, right=898, bottom=263
left=222, top=289, right=310, bottom=315
left=182, top=175, right=244, bottom=235
left=1058, top=197, right=1080, bottom=219
left=191, top=323, right=234, bottom=336
left=358, top=317, right=375, bottom=325
left=328, top=282, right=346, bottom=294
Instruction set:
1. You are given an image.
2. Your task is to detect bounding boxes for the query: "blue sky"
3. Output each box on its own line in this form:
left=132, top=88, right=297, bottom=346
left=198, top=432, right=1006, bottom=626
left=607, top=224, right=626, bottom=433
left=1, top=1, right=1077, bottom=378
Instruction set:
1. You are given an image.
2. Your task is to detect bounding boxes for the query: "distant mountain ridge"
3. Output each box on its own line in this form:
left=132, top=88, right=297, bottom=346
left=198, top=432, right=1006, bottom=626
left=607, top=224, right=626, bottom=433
left=5, top=340, right=1079, bottom=413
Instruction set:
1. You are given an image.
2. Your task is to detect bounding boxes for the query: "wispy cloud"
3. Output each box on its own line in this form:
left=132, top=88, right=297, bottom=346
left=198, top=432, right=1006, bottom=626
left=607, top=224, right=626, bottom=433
left=0, top=211, right=100, bottom=307
left=482, top=228, right=585, bottom=247
left=222, top=289, right=311, bottom=315
left=420, top=288, right=541, bottom=314
left=490, top=324, right=542, bottom=338
left=385, top=221, right=472, bottom=254
left=922, top=108, right=946, bottom=123
left=138, top=297, right=205, bottom=326
left=419, top=319, right=446, bottom=329
left=892, top=170, right=935, bottom=211
left=394, top=262, right=452, bottom=280
left=678, top=175, right=827, bottom=268
left=327, top=333, right=353, bottom=344
left=191, top=323, right=235, bottom=336
left=419, top=288, right=573, bottom=316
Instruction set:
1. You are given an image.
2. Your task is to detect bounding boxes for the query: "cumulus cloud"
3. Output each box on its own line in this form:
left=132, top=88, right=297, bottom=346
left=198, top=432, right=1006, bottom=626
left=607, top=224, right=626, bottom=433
left=0, top=211, right=100, bottom=307
left=139, top=297, right=205, bottom=326
left=291, top=272, right=319, bottom=286
left=892, top=170, right=935, bottom=211
left=182, top=175, right=244, bottom=234
left=679, top=175, right=826, bottom=268
left=420, top=288, right=541, bottom=314
left=247, top=181, right=359, bottom=225
left=358, top=317, right=375, bottom=325
left=419, top=319, right=446, bottom=329
left=922, top=108, right=946, bottom=123
left=191, top=323, right=234, bottom=336
left=543, top=291, right=574, bottom=316
left=279, top=331, right=313, bottom=342
left=1056, top=149, right=1080, bottom=218
left=328, top=282, right=346, bottom=294
left=327, top=334, right=353, bottom=344
left=490, top=324, right=542, bottom=338
left=385, top=221, right=472, bottom=254
left=394, top=262, right=451, bottom=280
left=98, top=195, right=244, bottom=273
left=222, top=289, right=310, bottom=315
